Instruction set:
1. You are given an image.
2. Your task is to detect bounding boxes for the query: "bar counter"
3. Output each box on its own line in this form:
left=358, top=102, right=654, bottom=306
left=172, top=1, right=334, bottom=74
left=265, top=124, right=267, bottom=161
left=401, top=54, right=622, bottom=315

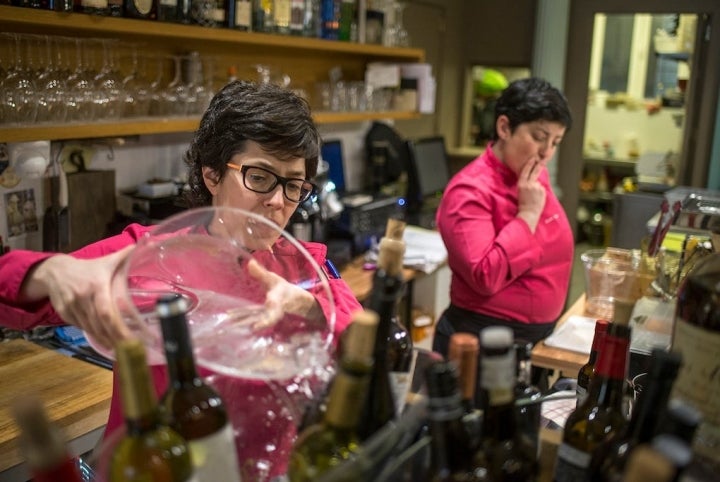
left=531, top=295, right=590, bottom=375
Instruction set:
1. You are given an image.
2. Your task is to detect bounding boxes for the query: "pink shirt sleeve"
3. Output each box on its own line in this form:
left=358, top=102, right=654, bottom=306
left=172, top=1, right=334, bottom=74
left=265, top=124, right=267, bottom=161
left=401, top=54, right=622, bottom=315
left=0, top=224, right=151, bottom=330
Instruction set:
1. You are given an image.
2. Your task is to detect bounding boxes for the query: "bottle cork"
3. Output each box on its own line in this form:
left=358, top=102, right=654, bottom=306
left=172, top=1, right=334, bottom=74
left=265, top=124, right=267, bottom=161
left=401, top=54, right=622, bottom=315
left=385, top=218, right=407, bottom=242
left=377, top=218, right=407, bottom=276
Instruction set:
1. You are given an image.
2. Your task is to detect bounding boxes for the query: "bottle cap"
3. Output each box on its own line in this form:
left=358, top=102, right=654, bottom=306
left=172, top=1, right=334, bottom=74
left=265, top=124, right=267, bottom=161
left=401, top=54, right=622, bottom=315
left=377, top=237, right=405, bottom=276
left=425, top=360, right=460, bottom=398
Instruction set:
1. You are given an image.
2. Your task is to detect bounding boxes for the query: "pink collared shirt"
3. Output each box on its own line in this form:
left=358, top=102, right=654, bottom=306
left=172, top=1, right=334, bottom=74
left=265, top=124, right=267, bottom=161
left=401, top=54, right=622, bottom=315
left=436, top=146, right=573, bottom=324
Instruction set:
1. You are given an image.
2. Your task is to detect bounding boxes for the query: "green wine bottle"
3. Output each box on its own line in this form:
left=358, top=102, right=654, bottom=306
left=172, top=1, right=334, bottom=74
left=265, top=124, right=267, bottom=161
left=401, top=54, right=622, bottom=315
left=157, top=294, right=242, bottom=482
left=109, top=339, right=195, bottom=482
left=287, top=310, right=378, bottom=481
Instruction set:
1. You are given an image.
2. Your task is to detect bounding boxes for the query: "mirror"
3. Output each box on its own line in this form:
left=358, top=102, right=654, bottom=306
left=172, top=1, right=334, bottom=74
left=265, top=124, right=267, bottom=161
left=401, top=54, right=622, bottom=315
left=581, top=13, right=697, bottom=192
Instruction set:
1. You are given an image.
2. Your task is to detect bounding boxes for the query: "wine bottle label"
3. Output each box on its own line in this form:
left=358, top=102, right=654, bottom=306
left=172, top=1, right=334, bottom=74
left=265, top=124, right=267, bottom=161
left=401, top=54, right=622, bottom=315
left=554, top=442, right=591, bottom=482
left=187, top=423, right=242, bottom=482
left=389, top=371, right=410, bottom=416
left=235, top=0, right=250, bottom=27
left=481, top=351, right=515, bottom=405
left=671, top=318, right=720, bottom=464
left=82, top=0, right=106, bottom=8
left=134, top=0, right=152, bottom=15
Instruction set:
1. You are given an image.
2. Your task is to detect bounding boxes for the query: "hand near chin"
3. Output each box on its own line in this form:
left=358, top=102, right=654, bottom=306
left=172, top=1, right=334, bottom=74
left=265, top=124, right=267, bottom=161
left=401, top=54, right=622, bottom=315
left=28, top=246, right=136, bottom=351
left=246, top=258, right=325, bottom=329
left=516, top=160, right=547, bottom=233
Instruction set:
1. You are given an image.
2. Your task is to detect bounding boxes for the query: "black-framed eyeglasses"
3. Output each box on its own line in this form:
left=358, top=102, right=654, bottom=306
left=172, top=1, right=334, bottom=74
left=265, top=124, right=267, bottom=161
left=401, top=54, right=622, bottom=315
left=227, top=163, right=316, bottom=203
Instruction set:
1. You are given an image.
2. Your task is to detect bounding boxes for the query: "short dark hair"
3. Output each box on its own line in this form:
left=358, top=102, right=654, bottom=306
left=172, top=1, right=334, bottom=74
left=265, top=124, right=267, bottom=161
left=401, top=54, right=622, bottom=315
left=183, top=81, right=320, bottom=207
left=492, top=77, right=572, bottom=141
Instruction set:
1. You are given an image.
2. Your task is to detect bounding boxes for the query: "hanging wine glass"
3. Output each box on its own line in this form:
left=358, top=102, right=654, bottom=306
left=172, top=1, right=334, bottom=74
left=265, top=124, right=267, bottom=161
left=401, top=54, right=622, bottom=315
left=66, top=37, right=100, bottom=122
left=2, top=33, right=39, bottom=125
left=93, top=38, right=125, bottom=120
left=122, top=43, right=153, bottom=118
left=161, top=54, right=191, bottom=116
left=36, top=35, right=69, bottom=123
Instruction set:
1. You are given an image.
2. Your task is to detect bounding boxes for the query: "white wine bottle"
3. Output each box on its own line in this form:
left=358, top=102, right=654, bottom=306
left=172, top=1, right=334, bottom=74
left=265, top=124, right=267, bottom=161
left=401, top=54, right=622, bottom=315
left=287, top=310, right=378, bottom=481
left=157, top=294, right=242, bottom=482
left=109, top=339, right=195, bottom=482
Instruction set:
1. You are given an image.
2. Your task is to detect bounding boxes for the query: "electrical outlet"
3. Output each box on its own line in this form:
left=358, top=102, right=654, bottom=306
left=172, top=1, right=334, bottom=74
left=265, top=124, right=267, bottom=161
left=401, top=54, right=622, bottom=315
left=59, top=143, right=96, bottom=173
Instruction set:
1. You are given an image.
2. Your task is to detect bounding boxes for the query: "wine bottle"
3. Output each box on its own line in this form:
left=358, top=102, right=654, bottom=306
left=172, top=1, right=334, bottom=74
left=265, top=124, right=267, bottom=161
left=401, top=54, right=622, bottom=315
left=358, top=218, right=412, bottom=440
left=424, top=360, right=481, bottom=482
left=287, top=310, right=378, bottom=482
left=157, top=0, right=178, bottom=21
left=156, top=294, right=242, bottom=482
left=383, top=219, right=414, bottom=415
left=554, top=322, right=631, bottom=482
left=447, top=332, right=482, bottom=451
left=229, top=0, right=251, bottom=29
left=670, top=252, right=720, bottom=470
left=622, top=445, right=674, bottom=482
left=473, top=326, right=537, bottom=482
left=514, top=339, right=542, bottom=458
left=109, top=339, right=195, bottom=482
left=576, top=319, right=609, bottom=407
left=11, top=396, right=83, bottom=482
left=124, top=0, right=157, bottom=19
left=274, top=0, right=291, bottom=33
left=590, top=348, right=682, bottom=482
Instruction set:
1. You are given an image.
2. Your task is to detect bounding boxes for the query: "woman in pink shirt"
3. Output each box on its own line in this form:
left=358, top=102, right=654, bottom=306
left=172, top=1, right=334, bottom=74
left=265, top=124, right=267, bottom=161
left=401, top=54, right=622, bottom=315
left=433, top=78, right=574, bottom=384
left=0, top=81, right=361, bottom=479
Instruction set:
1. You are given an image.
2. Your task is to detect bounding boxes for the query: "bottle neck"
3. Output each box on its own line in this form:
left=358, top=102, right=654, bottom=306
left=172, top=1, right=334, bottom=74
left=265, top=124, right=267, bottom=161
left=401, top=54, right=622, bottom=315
left=324, top=370, right=366, bottom=430
left=161, top=313, right=201, bottom=386
left=368, top=269, right=404, bottom=355
left=586, top=326, right=630, bottom=409
left=480, top=344, right=517, bottom=441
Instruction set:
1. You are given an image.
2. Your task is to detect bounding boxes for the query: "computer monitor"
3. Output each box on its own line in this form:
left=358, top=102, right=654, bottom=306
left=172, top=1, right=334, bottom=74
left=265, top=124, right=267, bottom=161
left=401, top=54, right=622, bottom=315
left=406, top=136, right=450, bottom=212
left=321, top=139, right=346, bottom=193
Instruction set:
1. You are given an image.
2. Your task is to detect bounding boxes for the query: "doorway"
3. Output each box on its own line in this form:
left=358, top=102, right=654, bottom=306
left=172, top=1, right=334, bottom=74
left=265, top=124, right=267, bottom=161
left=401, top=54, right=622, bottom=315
left=556, top=0, right=720, bottom=241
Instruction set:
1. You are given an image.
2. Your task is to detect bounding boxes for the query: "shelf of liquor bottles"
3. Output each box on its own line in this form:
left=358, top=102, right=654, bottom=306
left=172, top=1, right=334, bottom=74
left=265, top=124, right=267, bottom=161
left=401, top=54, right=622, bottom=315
left=0, top=5, right=425, bottom=142
left=0, top=6, right=424, bottom=60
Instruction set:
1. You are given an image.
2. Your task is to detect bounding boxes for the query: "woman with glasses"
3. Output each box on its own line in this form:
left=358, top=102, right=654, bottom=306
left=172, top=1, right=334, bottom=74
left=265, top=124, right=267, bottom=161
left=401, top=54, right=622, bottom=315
left=0, top=80, right=363, bottom=479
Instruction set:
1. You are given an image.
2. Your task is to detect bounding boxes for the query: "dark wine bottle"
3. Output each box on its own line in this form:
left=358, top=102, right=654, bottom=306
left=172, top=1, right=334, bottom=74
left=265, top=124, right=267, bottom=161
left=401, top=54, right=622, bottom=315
left=670, top=252, right=720, bottom=470
left=590, top=348, right=682, bottom=482
left=109, top=339, right=194, bottom=482
left=473, top=326, right=537, bottom=482
left=594, top=348, right=682, bottom=481
left=358, top=218, right=412, bottom=440
left=424, top=360, right=482, bottom=482
left=576, top=319, right=609, bottom=407
left=514, top=339, right=542, bottom=458
left=287, top=310, right=378, bottom=482
left=12, top=396, right=83, bottom=482
left=447, top=332, right=482, bottom=451
left=555, top=322, right=631, bottom=482
left=157, top=0, right=178, bottom=21
left=124, top=0, right=157, bottom=19
left=156, top=294, right=241, bottom=482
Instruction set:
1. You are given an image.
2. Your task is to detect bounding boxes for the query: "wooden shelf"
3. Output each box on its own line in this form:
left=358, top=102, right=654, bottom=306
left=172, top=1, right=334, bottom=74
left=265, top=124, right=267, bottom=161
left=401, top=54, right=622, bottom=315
left=0, top=111, right=420, bottom=143
left=584, top=157, right=637, bottom=169
left=0, top=6, right=426, bottom=143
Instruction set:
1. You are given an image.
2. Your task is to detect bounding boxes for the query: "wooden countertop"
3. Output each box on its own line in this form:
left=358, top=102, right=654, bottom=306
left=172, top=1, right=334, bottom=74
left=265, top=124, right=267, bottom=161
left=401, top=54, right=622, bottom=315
left=0, top=339, right=113, bottom=475
left=531, top=295, right=590, bottom=375
left=339, top=256, right=420, bottom=302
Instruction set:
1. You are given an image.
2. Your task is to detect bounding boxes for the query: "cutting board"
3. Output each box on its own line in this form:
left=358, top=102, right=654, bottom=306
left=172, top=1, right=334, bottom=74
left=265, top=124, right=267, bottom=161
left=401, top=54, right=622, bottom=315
left=0, top=339, right=113, bottom=473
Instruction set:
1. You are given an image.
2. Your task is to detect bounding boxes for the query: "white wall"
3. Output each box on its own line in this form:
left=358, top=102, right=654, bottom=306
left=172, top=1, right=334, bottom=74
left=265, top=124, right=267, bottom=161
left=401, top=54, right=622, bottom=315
left=583, top=104, right=684, bottom=160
